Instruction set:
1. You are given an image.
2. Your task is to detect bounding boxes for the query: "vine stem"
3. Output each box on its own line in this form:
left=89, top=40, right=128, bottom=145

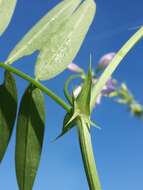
left=64, top=74, right=81, bottom=104
left=77, top=119, right=101, bottom=190
left=0, top=62, right=71, bottom=112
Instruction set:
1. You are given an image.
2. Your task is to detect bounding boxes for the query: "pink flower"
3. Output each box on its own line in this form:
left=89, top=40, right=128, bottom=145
left=73, top=78, right=116, bottom=106
left=67, top=63, right=83, bottom=73
left=73, top=85, right=82, bottom=98
left=102, top=78, right=116, bottom=95
left=96, top=94, right=102, bottom=105
left=98, top=52, right=116, bottom=69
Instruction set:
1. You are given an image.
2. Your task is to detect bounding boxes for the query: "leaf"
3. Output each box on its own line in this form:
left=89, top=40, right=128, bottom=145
left=0, top=0, right=17, bottom=36
left=90, top=120, right=101, bottom=130
left=6, top=0, right=82, bottom=64
left=56, top=65, right=93, bottom=139
left=76, top=64, right=92, bottom=116
left=90, top=27, right=143, bottom=110
left=35, top=0, right=96, bottom=80
left=58, top=65, right=92, bottom=139
left=15, top=84, right=45, bottom=190
left=0, top=71, right=17, bottom=162
left=54, top=112, right=75, bottom=141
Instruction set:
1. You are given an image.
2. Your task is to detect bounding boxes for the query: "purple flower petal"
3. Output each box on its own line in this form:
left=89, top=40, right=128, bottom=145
left=98, top=52, right=116, bottom=69
left=102, top=78, right=116, bottom=95
left=67, top=63, right=83, bottom=73
left=73, top=85, right=82, bottom=98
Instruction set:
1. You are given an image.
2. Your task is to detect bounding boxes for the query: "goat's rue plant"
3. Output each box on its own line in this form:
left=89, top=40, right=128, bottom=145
left=0, top=0, right=143, bottom=190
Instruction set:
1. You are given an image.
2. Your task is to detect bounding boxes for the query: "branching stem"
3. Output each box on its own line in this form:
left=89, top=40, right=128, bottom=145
left=0, top=62, right=71, bottom=112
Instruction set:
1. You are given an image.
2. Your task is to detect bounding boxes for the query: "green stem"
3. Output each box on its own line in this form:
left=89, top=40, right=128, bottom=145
left=0, top=62, right=70, bottom=112
left=64, top=74, right=81, bottom=104
left=77, top=120, right=102, bottom=190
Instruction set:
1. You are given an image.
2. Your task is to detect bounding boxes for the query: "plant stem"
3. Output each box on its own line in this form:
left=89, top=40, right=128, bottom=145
left=0, top=62, right=71, bottom=112
left=64, top=74, right=81, bottom=104
left=77, top=120, right=102, bottom=190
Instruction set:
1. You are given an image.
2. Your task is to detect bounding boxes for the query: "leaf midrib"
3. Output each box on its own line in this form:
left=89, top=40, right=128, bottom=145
left=23, top=90, right=31, bottom=190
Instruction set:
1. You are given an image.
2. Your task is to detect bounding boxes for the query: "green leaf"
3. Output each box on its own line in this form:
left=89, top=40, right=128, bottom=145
left=0, top=71, right=17, bottom=162
left=35, top=0, right=96, bottom=80
left=59, top=65, right=93, bottom=139
left=90, top=120, right=101, bottom=130
left=0, top=0, right=17, bottom=36
left=54, top=112, right=75, bottom=140
left=90, top=27, right=143, bottom=110
left=6, top=0, right=81, bottom=64
left=15, top=84, right=45, bottom=190
left=76, top=65, right=92, bottom=116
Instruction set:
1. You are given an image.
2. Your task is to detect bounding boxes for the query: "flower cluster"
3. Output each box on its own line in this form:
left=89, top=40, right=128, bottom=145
left=67, top=52, right=143, bottom=117
left=68, top=52, right=117, bottom=105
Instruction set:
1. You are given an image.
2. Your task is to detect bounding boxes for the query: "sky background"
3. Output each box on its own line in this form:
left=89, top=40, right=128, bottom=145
left=0, top=0, right=143, bottom=189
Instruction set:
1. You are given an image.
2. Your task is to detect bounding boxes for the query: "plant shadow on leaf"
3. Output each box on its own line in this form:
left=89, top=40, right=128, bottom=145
left=0, top=71, right=17, bottom=162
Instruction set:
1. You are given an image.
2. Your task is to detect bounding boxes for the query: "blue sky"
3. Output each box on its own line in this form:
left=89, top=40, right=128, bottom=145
left=0, top=0, right=143, bottom=189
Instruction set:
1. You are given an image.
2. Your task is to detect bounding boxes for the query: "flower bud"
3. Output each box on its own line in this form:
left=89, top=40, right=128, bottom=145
left=73, top=85, right=82, bottom=98
left=98, top=52, right=116, bottom=69
left=67, top=63, right=83, bottom=73
left=130, top=103, right=143, bottom=117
